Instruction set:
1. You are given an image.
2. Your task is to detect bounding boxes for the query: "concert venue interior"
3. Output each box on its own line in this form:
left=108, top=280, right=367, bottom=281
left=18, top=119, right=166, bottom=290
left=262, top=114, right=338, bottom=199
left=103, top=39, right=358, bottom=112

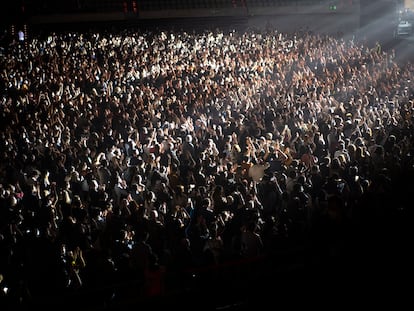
left=1, top=1, right=413, bottom=309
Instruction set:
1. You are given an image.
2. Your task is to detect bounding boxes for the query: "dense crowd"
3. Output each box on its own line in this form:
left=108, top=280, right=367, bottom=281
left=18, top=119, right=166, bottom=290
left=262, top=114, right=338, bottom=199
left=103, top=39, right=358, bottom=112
left=0, top=25, right=413, bottom=308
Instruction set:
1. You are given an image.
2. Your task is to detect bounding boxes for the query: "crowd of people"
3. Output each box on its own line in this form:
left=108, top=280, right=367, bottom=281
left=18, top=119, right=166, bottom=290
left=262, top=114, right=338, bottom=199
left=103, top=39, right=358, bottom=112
left=0, top=23, right=413, bottom=308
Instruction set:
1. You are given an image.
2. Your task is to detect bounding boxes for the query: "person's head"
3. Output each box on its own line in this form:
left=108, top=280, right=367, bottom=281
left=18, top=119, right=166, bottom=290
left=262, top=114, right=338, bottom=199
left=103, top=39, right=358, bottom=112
left=201, top=197, right=212, bottom=209
left=347, top=143, right=356, bottom=155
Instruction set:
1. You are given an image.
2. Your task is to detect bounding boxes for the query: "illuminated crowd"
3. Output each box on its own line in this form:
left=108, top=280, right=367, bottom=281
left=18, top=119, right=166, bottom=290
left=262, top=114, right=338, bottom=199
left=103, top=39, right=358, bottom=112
left=1, top=26, right=413, bottom=306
